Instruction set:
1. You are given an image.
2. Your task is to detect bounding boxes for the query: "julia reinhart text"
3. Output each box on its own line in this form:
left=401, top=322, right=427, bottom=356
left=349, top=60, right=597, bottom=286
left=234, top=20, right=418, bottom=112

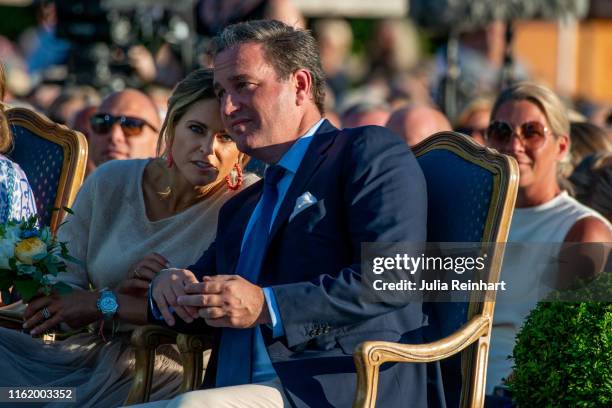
left=372, top=279, right=507, bottom=291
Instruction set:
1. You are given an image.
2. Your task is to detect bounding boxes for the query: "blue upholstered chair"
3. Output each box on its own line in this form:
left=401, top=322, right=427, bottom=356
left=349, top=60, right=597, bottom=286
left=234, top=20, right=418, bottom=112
left=353, top=132, right=518, bottom=408
left=5, top=107, right=87, bottom=233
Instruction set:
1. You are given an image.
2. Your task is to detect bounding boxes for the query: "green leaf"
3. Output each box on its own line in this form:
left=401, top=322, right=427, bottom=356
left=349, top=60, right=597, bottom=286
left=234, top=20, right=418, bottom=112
left=32, top=252, right=47, bottom=262
left=62, top=207, right=75, bottom=215
left=14, top=280, right=40, bottom=302
left=62, top=254, right=84, bottom=266
left=46, top=262, right=58, bottom=276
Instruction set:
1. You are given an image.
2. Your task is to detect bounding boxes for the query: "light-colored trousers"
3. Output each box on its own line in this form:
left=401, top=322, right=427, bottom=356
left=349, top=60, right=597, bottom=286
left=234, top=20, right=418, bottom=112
left=126, top=378, right=288, bottom=408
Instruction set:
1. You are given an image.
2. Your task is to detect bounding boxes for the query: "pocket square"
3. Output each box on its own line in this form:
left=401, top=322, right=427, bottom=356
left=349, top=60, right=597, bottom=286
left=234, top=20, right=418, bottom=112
left=289, top=191, right=317, bottom=222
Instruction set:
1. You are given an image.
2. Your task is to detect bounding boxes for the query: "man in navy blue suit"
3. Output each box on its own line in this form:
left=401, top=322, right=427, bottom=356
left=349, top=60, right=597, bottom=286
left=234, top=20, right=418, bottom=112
left=144, top=19, right=429, bottom=407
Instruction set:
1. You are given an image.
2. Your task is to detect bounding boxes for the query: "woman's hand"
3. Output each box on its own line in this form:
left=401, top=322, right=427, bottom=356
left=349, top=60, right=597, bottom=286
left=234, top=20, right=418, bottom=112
left=23, top=289, right=101, bottom=336
left=151, top=268, right=200, bottom=326
left=117, top=253, right=169, bottom=296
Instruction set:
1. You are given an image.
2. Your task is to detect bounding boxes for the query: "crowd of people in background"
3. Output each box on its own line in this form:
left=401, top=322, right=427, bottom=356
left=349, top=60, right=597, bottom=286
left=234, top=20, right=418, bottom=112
left=1, top=2, right=610, bottom=223
left=0, top=1, right=611, bottom=407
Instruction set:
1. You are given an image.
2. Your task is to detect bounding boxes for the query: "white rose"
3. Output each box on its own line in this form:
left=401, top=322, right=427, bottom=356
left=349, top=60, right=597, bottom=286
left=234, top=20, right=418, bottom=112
left=14, top=237, right=48, bottom=265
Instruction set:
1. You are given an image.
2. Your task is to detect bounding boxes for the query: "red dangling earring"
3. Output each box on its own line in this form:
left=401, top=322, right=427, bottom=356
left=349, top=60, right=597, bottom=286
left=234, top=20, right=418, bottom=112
left=225, top=162, right=244, bottom=190
left=166, top=152, right=174, bottom=168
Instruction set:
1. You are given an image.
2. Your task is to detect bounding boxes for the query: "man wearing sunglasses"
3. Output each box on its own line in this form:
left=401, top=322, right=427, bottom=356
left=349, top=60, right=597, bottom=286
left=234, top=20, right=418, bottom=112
left=89, top=89, right=161, bottom=170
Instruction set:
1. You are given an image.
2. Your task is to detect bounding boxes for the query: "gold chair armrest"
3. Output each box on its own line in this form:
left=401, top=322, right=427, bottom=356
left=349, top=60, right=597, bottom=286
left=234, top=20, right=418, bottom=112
left=0, top=314, right=23, bottom=330
left=353, top=316, right=490, bottom=408
left=177, top=333, right=214, bottom=393
left=0, top=301, right=25, bottom=329
left=124, top=325, right=179, bottom=405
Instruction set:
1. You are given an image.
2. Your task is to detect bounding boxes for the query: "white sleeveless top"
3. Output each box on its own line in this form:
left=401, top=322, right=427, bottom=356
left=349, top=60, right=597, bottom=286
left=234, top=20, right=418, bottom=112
left=486, top=191, right=611, bottom=394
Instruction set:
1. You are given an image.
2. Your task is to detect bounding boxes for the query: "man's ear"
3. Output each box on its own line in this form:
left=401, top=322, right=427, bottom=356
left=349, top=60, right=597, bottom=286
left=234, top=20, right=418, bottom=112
left=293, top=69, right=313, bottom=106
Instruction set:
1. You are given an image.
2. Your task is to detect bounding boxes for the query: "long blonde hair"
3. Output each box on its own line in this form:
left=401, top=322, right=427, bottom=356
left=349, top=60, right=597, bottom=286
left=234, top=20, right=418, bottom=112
left=157, top=68, right=217, bottom=157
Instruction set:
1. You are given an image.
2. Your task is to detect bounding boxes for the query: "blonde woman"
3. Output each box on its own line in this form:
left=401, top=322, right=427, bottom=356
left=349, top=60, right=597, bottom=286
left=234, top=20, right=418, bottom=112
left=484, top=83, right=611, bottom=398
left=0, top=68, right=258, bottom=406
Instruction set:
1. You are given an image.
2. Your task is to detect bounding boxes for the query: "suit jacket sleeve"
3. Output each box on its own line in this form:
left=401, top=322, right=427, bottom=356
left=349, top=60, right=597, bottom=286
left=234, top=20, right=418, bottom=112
left=271, top=127, right=428, bottom=347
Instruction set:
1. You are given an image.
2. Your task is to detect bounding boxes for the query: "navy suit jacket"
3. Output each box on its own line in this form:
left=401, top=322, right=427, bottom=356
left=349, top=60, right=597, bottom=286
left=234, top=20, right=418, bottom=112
left=161, top=120, right=430, bottom=407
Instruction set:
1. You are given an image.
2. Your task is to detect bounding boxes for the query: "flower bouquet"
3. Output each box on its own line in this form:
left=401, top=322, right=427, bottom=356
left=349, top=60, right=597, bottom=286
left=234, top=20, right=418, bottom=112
left=0, top=214, right=77, bottom=302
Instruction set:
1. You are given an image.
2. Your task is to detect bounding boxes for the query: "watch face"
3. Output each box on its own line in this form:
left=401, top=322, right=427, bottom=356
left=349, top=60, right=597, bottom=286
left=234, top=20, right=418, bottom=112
left=100, top=297, right=118, bottom=313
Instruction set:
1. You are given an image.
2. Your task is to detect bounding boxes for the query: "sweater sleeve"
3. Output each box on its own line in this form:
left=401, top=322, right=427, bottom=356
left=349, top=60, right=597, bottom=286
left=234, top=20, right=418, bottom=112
left=54, top=171, right=96, bottom=290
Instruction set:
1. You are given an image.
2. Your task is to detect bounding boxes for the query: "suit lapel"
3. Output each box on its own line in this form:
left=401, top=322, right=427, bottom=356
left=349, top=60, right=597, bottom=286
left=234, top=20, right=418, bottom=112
left=268, top=120, right=338, bottom=241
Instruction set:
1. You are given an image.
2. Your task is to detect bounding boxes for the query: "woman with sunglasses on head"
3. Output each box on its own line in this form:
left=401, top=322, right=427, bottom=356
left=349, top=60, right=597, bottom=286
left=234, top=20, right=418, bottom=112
left=484, top=83, right=612, bottom=403
left=0, top=68, right=258, bottom=406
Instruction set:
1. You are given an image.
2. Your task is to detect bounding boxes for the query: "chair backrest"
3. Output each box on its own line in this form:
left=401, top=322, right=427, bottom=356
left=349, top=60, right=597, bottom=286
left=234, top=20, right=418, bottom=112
left=412, top=132, right=518, bottom=407
left=5, top=107, right=87, bottom=233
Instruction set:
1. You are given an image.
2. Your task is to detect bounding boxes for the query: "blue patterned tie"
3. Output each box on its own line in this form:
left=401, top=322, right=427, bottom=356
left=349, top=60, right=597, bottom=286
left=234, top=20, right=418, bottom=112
left=215, top=165, right=286, bottom=387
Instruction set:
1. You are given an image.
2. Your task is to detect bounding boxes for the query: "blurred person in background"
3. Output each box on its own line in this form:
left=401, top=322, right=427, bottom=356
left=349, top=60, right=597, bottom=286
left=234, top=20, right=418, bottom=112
left=46, top=85, right=100, bottom=126
left=587, top=103, right=612, bottom=139
left=570, top=153, right=612, bottom=223
left=26, top=82, right=61, bottom=113
left=72, top=105, right=98, bottom=176
left=313, top=18, right=354, bottom=105
left=386, top=104, right=452, bottom=146
left=485, top=83, right=612, bottom=404
left=341, top=101, right=391, bottom=128
left=455, top=97, right=493, bottom=145
left=195, top=0, right=304, bottom=38
left=0, top=68, right=258, bottom=404
left=387, top=63, right=436, bottom=109
left=569, top=121, right=612, bottom=170
left=365, top=18, right=421, bottom=83
left=146, top=85, right=173, bottom=122
left=19, top=0, right=70, bottom=76
left=88, top=89, right=161, bottom=173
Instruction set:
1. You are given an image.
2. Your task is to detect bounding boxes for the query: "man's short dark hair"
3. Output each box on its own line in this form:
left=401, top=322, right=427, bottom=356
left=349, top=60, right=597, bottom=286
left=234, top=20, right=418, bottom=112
left=212, top=19, right=326, bottom=113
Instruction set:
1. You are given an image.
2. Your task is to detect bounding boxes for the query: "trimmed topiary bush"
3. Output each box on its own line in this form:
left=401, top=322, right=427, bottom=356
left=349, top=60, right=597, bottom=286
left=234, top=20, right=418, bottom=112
left=510, top=274, right=612, bottom=407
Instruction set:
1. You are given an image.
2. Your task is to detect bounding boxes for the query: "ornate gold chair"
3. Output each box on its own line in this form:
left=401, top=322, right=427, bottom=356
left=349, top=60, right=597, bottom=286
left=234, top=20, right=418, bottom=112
left=124, top=327, right=213, bottom=405
left=5, top=106, right=87, bottom=233
left=0, top=107, right=87, bottom=324
left=353, top=132, right=519, bottom=408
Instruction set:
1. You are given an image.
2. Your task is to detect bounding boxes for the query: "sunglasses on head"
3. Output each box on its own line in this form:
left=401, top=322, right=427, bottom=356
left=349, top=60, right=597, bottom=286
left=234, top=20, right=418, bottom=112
left=486, top=120, right=549, bottom=149
left=90, top=113, right=158, bottom=137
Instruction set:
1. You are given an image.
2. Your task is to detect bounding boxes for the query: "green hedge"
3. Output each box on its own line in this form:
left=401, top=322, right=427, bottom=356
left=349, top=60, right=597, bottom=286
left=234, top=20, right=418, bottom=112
left=510, top=274, right=612, bottom=407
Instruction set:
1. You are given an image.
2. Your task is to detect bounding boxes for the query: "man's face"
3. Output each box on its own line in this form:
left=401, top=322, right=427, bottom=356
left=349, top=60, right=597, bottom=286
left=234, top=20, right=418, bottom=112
left=213, top=43, right=300, bottom=162
left=89, top=90, right=160, bottom=166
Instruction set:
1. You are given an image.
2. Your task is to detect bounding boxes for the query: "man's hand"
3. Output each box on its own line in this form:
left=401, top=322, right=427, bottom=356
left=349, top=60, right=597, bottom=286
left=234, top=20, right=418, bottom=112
left=178, top=275, right=270, bottom=328
left=151, top=268, right=199, bottom=326
left=118, top=253, right=169, bottom=296
left=23, top=289, right=101, bottom=336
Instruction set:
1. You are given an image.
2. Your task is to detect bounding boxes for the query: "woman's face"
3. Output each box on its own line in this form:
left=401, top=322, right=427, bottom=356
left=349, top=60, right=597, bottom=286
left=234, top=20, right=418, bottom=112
left=488, top=100, right=568, bottom=189
left=461, top=108, right=490, bottom=145
left=171, top=98, right=240, bottom=188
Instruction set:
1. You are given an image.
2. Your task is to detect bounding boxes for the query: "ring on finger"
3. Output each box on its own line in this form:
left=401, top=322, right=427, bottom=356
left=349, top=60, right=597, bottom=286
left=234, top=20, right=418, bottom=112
left=41, top=307, right=51, bottom=320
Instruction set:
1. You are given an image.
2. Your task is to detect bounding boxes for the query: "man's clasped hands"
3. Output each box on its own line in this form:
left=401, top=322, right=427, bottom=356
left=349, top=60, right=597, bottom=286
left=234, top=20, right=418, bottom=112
left=149, top=269, right=272, bottom=329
